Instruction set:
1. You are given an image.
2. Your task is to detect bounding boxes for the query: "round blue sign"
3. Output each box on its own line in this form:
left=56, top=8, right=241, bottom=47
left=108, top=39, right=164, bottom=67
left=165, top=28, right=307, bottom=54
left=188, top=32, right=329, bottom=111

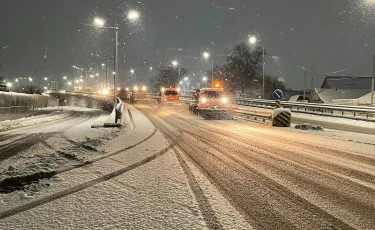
left=272, top=89, right=283, bottom=100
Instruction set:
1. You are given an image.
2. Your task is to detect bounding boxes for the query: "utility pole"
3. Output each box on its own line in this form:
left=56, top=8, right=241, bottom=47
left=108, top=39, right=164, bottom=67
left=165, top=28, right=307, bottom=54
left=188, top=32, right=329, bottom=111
left=371, top=54, right=375, bottom=106
left=211, top=58, right=214, bottom=87
left=310, top=76, right=314, bottom=102
left=303, top=69, right=307, bottom=102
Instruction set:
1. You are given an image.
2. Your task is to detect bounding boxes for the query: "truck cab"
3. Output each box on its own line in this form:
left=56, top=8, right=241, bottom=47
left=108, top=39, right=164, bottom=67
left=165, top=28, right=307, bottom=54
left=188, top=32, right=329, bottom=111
left=160, top=87, right=180, bottom=104
left=189, top=87, right=232, bottom=119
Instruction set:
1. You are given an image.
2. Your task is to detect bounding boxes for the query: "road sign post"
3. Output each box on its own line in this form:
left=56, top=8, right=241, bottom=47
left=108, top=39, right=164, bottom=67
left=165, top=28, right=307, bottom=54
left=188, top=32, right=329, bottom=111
left=272, top=89, right=283, bottom=108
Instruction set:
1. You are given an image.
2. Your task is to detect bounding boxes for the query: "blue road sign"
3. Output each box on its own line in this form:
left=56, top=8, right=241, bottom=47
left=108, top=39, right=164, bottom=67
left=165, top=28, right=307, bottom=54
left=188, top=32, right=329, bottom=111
left=272, top=89, right=283, bottom=100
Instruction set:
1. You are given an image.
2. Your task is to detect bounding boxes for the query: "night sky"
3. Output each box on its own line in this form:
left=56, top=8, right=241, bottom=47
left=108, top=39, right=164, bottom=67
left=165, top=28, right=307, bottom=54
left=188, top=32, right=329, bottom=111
left=1, top=0, right=375, bottom=89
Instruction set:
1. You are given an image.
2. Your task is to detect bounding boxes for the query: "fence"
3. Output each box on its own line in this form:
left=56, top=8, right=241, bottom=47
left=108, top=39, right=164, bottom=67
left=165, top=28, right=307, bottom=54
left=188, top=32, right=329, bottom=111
left=0, top=92, right=59, bottom=120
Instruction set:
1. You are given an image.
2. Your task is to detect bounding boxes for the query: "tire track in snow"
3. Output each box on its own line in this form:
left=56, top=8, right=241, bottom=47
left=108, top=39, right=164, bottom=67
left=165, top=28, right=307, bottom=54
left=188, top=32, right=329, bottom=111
left=0, top=144, right=173, bottom=220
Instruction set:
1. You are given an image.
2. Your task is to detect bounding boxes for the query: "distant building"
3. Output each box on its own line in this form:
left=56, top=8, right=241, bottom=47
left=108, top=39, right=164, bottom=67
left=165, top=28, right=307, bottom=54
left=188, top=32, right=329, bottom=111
left=311, top=76, right=372, bottom=104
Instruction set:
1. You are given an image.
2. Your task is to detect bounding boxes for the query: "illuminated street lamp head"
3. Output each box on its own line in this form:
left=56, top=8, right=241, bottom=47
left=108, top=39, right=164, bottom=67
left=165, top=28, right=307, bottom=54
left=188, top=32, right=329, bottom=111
left=127, top=10, right=140, bottom=21
left=63, top=76, right=67, bottom=80
left=94, top=17, right=105, bottom=27
left=172, top=60, right=178, bottom=67
left=6, top=82, right=12, bottom=87
left=150, top=66, right=153, bottom=70
left=15, top=79, right=19, bottom=82
left=80, top=79, right=84, bottom=82
left=68, top=82, right=72, bottom=86
left=75, top=80, right=80, bottom=83
left=29, top=77, right=33, bottom=82
left=203, top=52, right=210, bottom=59
left=130, top=69, right=135, bottom=74
left=184, top=77, right=189, bottom=81
left=202, top=77, right=208, bottom=81
left=90, top=75, right=94, bottom=78
left=113, top=71, right=116, bottom=75
left=96, top=73, right=99, bottom=76
left=101, top=63, right=105, bottom=67
left=44, top=77, right=48, bottom=81
left=249, top=36, right=258, bottom=45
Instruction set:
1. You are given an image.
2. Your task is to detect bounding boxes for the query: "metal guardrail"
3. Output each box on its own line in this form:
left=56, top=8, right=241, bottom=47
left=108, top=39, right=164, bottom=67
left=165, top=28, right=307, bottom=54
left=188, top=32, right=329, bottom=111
left=233, top=98, right=375, bottom=120
left=145, top=94, right=375, bottom=121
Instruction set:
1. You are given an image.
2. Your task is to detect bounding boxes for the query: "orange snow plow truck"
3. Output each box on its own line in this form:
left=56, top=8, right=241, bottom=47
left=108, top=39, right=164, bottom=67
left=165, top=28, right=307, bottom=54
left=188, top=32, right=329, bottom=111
left=189, top=87, right=233, bottom=120
left=159, top=87, right=180, bottom=105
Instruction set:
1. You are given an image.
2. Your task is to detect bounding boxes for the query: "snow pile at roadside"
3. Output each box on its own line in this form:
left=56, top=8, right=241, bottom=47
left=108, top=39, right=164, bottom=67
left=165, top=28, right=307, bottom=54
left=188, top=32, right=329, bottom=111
left=295, top=124, right=323, bottom=131
left=0, top=111, right=74, bottom=132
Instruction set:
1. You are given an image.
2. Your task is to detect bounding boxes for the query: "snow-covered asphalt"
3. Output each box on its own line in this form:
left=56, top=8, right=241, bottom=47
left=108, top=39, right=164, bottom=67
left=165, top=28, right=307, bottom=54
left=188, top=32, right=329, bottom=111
left=0, top=103, right=374, bottom=229
left=137, top=104, right=375, bottom=230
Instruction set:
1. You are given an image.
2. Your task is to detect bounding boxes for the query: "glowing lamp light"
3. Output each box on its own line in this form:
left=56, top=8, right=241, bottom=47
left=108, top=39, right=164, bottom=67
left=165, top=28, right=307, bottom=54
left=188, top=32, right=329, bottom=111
left=102, top=89, right=108, bottom=95
left=201, top=97, right=207, bottom=103
left=94, top=17, right=105, bottom=27
left=127, top=10, right=140, bottom=21
left=161, top=87, right=165, bottom=92
left=221, top=97, right=228, bottom=103
left=134, top=86, right=139, bottom=91
left=142, top=86, right=147, bottom=91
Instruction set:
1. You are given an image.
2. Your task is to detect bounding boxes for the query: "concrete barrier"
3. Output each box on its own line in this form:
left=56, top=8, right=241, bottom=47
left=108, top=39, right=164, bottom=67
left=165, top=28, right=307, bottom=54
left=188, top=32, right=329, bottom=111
left=272, top=108, right=292, bottom=127
left=0, top=92, right=59, bottom=121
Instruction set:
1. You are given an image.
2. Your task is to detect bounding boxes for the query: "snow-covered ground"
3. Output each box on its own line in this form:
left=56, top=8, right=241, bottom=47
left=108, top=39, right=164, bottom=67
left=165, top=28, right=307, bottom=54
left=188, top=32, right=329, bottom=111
left=0, top=111, right=74, bottom=132
left=0, top=107, right=124, bottom=195
left=0, top=104, right=253, bottom=229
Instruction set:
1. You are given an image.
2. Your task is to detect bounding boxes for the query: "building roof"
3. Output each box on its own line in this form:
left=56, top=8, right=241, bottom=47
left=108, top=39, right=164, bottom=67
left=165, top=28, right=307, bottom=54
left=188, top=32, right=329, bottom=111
left=357, top=91, right=375, bottom=105
left=321, top=76, right=372, bottom=90
left=313, top=88, right=370, bottom=104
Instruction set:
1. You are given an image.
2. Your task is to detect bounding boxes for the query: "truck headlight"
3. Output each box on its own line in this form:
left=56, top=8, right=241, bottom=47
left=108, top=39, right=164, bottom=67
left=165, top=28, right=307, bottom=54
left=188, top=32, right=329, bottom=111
left=221, top=97, right=228, bottom=103
left=201, top=97, right=207, bottom=103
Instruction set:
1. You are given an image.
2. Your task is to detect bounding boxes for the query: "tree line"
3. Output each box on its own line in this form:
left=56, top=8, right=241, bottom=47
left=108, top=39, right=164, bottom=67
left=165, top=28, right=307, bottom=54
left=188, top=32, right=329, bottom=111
left=150, top=42, right=285, bottom=99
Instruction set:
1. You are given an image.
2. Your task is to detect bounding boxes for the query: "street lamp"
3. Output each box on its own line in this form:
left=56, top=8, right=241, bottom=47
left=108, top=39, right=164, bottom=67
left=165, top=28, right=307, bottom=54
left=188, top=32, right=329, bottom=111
left=172, top=60, right=181, bottom=80
left=63, top=76, right=67, bottom=80
left=6, top=82, right=12, bottom=92
left=93, top=10, right=140, bottom=108
left=150, top=66, right=153, bottom=71
left=130, top=69, right=135, bottom=74
left=127, top=10, right=140, bottom=21
left=203, top=52, right=214, bottom=87
left=249, top=35, right=266, bottom=99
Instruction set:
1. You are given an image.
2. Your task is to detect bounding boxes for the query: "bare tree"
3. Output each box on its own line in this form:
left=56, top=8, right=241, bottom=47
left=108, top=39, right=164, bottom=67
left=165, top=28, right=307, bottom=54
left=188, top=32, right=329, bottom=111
left=150, top=65, right=188, bottom=91
left=224, top=43, right=264, bottom=95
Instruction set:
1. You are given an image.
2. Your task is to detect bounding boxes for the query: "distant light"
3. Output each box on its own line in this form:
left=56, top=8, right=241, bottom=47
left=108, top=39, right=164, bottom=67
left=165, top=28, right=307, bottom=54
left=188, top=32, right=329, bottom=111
left=80, top=79, right=84, bottom=82
left=80, top=75, right=83, bottom=78
left=134, top=86, right=139, bottom=91
left=127, top=10, right=140, bottom=21
left=172, top=60, right=178, bottom=67
left=150, top=66, right=153, bottom=70
left=15, top=79, right=19, bottom=82
left=102, top=89, right=109, bottom=95
left=75, top=80, right=80, bottom=83
left=125, top=87, right=129, bottom=91
left=6, top=82, right=12, bottom=87
left=117, top=87, right=121, bottom=91
left=130, top=69, right=135, bottom=74
left=44, top=87, right=47, bottom=90
left=161, top=87, right=165, bottom=92
left=203, top=52, right=210, bottom=59
left=249, top=36, right=257, bottom=45
left=142, top=86, right=147, bottom=91
left=184, top=77, right=188, bottom=81
left=29, top=77, right=33, bottom=82
left=63, top=76, right=67, bottom=80
left=113, top=71, right=116, bottom=75
left=44, top=77, right=48, bottom=81
left=73, top=65, right=76, bottom=68
left=101, top=63, right=105, bottom=66
left=94, top=17, right=105, bottom=27
left=176, top=87, right=181, bottom=92
left=90, top=67, right=93, bottom=70
left=202, top=77, right=208, bottom=81
left=96, top=73, right=99, bottom=76
left=90, top=75, right=94, bottom=78
left=68, top=81, right=72, bottom=86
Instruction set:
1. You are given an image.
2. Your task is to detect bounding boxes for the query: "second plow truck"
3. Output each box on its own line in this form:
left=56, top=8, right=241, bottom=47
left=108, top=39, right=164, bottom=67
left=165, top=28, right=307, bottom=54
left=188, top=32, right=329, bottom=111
left=189, top=86, right=233, bottom=120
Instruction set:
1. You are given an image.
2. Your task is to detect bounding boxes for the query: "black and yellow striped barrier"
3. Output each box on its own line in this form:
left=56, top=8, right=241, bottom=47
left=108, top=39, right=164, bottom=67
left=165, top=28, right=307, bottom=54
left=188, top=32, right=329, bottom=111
left=275, top=100, right=281, bottom=108
left=272, top=109, right=291, bottom=127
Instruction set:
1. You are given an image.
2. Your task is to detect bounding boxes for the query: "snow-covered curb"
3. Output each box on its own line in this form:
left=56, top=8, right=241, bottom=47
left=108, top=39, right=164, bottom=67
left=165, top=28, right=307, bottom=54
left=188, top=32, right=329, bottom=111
left=0, top=111, right=74, bottom=132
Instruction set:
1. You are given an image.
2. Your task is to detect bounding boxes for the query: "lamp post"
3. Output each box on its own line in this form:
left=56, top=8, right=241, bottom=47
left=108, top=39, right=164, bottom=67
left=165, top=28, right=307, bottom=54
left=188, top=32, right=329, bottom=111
left=202, top=52, right=214, bottom=87
left=372, top=54, right=375, bottom=106
left=93, top=10, right=140, bottom=106
left=249, top=36, right=265, bottom=99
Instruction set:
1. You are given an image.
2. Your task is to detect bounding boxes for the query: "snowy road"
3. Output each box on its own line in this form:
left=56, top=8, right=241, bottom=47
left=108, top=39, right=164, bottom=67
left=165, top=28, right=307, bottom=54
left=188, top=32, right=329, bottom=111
left=137, top=104, right=375, bottom=230
left=0, top=104, right=374, bottom=229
